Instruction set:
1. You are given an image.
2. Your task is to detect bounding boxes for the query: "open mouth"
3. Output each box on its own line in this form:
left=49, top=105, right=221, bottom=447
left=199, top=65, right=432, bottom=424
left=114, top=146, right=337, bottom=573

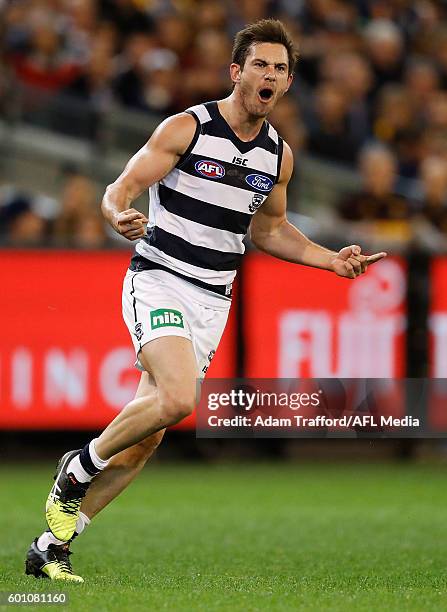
left=258, top=88, right=274, bottom=102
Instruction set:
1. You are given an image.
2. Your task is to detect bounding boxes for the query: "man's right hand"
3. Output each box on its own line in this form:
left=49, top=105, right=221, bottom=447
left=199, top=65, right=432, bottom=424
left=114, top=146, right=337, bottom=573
left=113, top=209, right=148, bottom=241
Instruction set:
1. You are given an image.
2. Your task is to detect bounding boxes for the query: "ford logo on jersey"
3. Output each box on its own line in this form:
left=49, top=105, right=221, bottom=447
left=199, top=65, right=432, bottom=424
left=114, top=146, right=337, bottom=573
left=195, top=160, right=225, bottom=179
left=245, top=174, right=274, bottom=192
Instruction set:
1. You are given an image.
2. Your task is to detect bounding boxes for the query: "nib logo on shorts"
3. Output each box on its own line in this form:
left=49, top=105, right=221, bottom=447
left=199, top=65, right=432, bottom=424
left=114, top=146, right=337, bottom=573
left=150, top=309, right=184, bottom=330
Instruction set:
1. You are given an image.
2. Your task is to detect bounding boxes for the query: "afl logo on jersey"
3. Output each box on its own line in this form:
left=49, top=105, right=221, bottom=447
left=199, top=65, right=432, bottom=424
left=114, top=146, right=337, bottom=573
left=195, top=160, right=225, bottom=179
left=245, top=174, right=273, bottom=192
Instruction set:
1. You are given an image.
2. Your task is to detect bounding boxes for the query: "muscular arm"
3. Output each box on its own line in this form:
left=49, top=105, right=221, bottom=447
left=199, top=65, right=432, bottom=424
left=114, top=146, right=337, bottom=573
left=249, top=143, right=386, bottom=278
left=101, top=113, right=197, bottom=240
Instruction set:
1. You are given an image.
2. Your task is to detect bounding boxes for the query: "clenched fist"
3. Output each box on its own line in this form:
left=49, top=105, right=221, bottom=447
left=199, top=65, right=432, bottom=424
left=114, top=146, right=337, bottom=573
left=113, top=209, right=148, bottom=241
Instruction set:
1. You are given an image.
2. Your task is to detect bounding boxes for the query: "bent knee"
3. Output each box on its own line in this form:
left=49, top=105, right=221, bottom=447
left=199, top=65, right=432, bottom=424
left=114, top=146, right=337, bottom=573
left=159, top=390, right=196, bottom=424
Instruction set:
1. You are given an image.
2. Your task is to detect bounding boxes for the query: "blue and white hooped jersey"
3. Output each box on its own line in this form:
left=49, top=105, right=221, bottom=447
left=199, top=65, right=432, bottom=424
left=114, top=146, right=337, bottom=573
left=132, top=100, right=284, bottom=298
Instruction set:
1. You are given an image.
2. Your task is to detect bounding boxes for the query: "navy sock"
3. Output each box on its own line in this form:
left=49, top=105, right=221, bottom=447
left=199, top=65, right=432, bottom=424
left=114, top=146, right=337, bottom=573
left=78, top=443, right=100, bottom=477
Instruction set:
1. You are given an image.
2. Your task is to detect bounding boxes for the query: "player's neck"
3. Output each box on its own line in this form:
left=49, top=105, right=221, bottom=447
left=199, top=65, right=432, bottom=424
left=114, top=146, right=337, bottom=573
left=218, top=93, right=265, bottom=143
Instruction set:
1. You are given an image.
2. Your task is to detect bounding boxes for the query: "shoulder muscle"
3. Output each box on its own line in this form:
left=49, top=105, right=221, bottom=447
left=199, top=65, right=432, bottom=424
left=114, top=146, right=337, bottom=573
left=111, top=112, right=198, bottom=197
left=146, top=112, right=198, bottom=158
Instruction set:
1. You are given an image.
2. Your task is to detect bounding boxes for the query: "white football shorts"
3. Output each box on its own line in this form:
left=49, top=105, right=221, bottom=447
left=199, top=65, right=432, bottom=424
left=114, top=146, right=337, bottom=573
left=122, top=268, right=231, bottom=378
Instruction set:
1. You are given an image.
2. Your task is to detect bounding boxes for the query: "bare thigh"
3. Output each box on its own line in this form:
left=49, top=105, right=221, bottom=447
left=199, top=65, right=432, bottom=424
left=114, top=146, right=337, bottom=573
left=138, top=335, right=199, bottom=409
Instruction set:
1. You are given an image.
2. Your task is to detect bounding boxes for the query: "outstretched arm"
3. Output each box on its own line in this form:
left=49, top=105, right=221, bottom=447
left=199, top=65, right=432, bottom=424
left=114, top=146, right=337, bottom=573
left=101, top=113, right=197, bottom=240
left=249, top=143, right=386, bottom=278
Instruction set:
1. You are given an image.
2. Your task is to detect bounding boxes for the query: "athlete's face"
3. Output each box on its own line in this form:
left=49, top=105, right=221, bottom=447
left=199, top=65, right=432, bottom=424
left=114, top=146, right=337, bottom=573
left=231, top=43, right=293, bottom=118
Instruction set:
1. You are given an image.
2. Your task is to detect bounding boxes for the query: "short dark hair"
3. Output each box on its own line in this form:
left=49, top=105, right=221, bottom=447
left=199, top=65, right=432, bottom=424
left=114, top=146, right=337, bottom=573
left=232, top=19, right=298, bottom=75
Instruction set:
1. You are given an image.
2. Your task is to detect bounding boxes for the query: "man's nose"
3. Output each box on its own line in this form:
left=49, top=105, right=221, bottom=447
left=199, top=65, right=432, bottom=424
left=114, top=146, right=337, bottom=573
left=264, top=65, right=276, bottom=80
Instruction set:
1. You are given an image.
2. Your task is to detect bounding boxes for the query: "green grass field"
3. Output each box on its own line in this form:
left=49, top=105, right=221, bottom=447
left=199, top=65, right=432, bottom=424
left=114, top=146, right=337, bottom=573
left=0, top=462, right=446, bottom=611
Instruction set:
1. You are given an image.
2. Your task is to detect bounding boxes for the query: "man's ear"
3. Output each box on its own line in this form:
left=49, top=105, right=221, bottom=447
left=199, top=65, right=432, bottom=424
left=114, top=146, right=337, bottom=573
left=284, top=73, right=294, bottom=93
left=230, top=62, right=242, bottom=84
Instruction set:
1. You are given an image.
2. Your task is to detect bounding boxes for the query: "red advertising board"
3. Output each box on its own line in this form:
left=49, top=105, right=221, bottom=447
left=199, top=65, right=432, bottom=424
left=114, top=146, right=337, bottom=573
left=430, top=257, right=447, bottom=377
left=244, top=254, right=406, bottom=378
left=0, top=251, right=235, bottom=429
left=428, top=257, right=447, bottom=428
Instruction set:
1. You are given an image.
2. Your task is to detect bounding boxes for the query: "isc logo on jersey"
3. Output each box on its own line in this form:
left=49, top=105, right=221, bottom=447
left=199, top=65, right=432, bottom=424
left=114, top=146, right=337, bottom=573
left=195, top=160, right=225, bottom=179
left=245, top=174, right=273, bottom=192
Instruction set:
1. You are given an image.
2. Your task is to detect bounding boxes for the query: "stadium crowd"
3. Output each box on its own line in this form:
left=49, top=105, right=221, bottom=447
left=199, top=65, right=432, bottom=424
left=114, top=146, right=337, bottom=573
left=1, top=0, right=447, bottom=250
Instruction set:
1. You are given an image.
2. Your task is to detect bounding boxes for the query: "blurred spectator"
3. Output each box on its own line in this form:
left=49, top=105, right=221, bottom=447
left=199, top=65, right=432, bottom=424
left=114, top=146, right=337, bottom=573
left=426, top=91, right=447, bottom=132
left=422, top=123, right=447, bottom=154
left=99, top=0, right=155, bottom=37
left=156, top=13, right=193, bottom=60
left=268, top=97, right=307, bottom=156
left=294, top=0, right=361, bottom=88
left=373, top=84, right=424, bottom=179
left=416, top=156, right=447, bottom=233
left=427, top=27, right=447, bottom=89
left=320, top=51, right=374, bottom=145
left=411, top=155, right=447, bottom=250
left=230, top=0, right=270, bottom=29
left=9, top=20, right=80, bottom=93
left=59, top=41, right=115, bottom=137
left=72, top=212, right=108, bottom=248
left=52, top=171, right=100, bottom=246
left=337, top=143, right=412, bottom=243
left=141, top=49, right=180, bottom=115
left=2, top=1, right=31, bottom=54
left=194, top=0, right=228, bottom=32
left=316, top=7, right=360, bottom=58
left=393, top=128, right=424, bottom=181
left=0, top=193, right=47, bottom=246
left=373, top=85, right=415, bottom=143
left=112, top=22, right=183, bottom=116
left=404, top=58, right=440, bottom=118
left=0, top=58, right=13, bottom=117
left=363, top=19, right=404, bottom=94
left=268, top=97, right=306, bottom=204
left=113, top=32, right=157, bottom=110
left=65, top=43, right=114, bottom=104
left=183, top=30, right=232, bottom=106
left=62, top=0, right=100, bottom=63
left=307, top=81, right=362, bottom=164
left=398, top=1, right=441, bottom=49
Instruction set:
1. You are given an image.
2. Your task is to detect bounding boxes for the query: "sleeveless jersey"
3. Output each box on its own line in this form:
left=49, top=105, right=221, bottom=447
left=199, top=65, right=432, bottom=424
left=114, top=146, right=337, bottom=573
left=130, top=100, right=283, bottom=298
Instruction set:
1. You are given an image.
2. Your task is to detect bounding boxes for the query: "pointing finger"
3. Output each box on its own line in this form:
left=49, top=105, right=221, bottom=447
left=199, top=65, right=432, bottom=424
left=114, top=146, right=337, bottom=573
left=366, top=252, right=387, bottom=264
